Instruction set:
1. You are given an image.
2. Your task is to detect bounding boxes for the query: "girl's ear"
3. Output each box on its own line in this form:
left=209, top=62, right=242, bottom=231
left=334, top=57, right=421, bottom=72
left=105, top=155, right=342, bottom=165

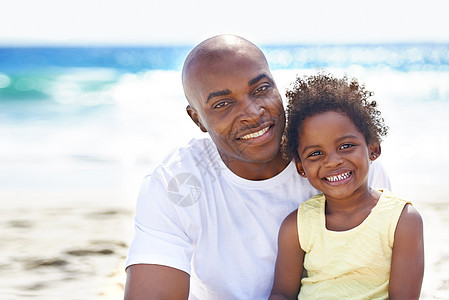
left=186, top=105, right=207, bottom=133
left=369, top=142, right=382, bottom=161
left=294, top=157, right=307, bottom=178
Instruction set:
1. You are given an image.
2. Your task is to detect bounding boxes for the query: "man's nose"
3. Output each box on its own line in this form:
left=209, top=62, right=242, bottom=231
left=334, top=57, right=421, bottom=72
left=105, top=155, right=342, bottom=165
left=239, top=96, right=264, bottom=123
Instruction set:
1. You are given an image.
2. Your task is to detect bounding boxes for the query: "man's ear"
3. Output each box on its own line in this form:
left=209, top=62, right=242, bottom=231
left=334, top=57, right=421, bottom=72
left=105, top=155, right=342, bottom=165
left=186, top=105, right=207, bottom=133
left=294, top=157, right=307, bottom=178
left=369, top=141, right=382, bottom=161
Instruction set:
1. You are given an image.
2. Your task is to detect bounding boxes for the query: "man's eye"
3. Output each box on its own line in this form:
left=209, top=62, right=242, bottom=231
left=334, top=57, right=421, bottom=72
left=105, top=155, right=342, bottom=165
left=254, top=85, right=269, bottom=94
left=214, top=101, right=228, bottom=109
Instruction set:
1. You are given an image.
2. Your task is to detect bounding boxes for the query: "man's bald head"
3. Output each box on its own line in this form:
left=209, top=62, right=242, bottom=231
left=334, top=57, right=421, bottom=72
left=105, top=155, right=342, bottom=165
left=182, top=35, right=270, bottom=105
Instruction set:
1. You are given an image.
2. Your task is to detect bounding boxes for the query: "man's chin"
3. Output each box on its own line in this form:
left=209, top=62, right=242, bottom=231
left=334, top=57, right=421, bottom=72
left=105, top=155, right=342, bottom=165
left=237, top=147, right=281, bottom=165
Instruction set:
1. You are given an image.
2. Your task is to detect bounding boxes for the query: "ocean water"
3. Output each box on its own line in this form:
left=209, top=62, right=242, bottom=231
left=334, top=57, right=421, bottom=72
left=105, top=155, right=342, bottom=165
left=1, top=44, right=448, bottom=206
left=1, top=44, right=449, bottom=298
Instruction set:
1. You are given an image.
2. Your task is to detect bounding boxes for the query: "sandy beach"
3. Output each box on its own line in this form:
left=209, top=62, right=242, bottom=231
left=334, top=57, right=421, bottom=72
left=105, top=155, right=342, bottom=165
left=0, top=192, right=133, bottom=299
left=1, top=160, right=448, bottom=300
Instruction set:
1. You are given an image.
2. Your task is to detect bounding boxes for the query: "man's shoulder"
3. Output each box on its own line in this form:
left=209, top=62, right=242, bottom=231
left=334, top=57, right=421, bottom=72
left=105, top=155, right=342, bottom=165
left=368, top=159, right=391, bottom=190
left=148, top=137, right=220, bottom=181
left=161, top=137, right=216, bottom=165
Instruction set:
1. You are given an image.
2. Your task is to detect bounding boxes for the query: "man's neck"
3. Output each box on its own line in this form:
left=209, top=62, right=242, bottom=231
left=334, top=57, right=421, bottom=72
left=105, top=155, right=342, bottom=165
left=220, top=152, right=290, bottom=181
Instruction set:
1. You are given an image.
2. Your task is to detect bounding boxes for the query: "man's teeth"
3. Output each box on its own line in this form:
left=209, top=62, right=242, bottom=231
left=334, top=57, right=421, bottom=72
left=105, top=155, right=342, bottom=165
left=325, top=172, right=351, bottom=182
left=240, top=126, right=269, bottom=140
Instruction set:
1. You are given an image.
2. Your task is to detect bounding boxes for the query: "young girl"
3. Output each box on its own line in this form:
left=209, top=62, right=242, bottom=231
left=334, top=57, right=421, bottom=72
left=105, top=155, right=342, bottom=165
left=269, top=74, right=424, bottom=299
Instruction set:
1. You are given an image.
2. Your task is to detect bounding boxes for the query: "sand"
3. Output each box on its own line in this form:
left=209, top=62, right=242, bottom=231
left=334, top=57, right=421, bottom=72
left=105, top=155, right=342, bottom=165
left=413, top=193, right=449, bottom=299
left=0, top=198, right=132, bottom=299
left=0, top=176, right=448, bottom=300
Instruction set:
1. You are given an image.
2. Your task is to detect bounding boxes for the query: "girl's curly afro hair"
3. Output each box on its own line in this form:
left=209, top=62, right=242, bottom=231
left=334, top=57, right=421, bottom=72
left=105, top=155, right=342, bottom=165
left=282, top=72, right=388, bottom=161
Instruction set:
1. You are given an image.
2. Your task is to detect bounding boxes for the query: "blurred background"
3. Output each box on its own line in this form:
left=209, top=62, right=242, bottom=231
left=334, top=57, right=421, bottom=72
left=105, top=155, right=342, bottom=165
left=1, top=0, right=449, bottom=299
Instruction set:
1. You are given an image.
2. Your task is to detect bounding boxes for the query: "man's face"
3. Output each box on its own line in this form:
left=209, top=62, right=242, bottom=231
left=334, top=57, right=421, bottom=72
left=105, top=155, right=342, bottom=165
left=184, top=50, right=286, bottom=173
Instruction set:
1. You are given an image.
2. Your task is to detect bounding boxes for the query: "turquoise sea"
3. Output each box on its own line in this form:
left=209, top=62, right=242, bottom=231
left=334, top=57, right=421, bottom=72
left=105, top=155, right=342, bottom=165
left=1, top=44, right=448, bottom=205
left=1, top=44, right=449, bottom=298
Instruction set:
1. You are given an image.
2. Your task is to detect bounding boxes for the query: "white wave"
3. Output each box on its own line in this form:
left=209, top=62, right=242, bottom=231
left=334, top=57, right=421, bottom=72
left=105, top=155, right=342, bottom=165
left=0, top=73, right=10, bottom=88
left=2, top=67, right=448, bottom=206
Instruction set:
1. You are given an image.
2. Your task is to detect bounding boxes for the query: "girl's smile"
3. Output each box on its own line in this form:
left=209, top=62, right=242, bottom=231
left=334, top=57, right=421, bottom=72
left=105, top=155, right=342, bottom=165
left=323, top=170, right=352, bottom=183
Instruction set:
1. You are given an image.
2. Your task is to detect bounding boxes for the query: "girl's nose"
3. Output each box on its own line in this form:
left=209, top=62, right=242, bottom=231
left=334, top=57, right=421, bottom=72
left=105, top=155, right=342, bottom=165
left=324, top=152, right=344, bottom=168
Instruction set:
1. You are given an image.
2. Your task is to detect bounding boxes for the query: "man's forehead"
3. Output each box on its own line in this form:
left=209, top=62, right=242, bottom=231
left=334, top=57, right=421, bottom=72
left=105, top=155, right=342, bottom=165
left=196, top=64, right=271, bottom=90
left=193, top=50, right=269, bottom=80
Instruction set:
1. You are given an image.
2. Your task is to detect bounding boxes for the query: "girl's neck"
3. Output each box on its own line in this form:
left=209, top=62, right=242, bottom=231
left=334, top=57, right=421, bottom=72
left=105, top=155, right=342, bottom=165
left=324, top=187, right=382, bottom=231
left=325, top=187, right=380, bottom=212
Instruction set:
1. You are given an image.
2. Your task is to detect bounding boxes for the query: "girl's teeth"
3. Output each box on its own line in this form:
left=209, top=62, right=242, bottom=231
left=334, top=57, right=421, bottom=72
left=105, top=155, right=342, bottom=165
left=325, top=172, right=351, bottom=182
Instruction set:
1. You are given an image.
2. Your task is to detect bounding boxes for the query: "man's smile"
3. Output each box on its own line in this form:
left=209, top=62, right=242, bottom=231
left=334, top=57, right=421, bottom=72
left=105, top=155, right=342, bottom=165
left=239, top=125, right=271, bottom=140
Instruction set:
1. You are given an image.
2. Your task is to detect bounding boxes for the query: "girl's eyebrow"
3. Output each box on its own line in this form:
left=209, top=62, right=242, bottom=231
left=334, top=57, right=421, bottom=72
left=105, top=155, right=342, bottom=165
left=336, top=134, right=359, bottom=142
left=301, top=144, right=320, bottom=156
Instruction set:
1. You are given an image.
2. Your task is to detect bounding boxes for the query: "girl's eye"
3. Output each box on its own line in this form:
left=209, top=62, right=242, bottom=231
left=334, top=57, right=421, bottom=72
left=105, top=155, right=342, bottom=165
left=307, top=150, right=322, bottom=158
left=340, top=143, right=354, bottom=150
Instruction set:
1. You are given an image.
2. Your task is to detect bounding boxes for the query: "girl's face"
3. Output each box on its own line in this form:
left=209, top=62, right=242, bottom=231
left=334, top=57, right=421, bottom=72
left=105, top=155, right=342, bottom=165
left=295, top=111, right=380, bottom=201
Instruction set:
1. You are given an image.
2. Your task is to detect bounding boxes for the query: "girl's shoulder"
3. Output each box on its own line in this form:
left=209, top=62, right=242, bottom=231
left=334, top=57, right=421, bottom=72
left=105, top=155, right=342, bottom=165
left=376, top=190, right=412, bottom=214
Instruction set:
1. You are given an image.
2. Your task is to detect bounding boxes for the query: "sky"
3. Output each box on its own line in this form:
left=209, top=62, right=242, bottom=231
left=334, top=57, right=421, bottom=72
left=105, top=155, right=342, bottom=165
left=1, top=0, right=449, bottom=46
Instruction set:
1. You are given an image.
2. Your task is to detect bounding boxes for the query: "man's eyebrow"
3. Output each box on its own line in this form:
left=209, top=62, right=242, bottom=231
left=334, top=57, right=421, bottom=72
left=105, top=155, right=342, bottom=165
left=206, top=89, right=231, bottom=103
left=248, top=74, right=271, bottom=86
left=205, top=74, right=271, bottom=103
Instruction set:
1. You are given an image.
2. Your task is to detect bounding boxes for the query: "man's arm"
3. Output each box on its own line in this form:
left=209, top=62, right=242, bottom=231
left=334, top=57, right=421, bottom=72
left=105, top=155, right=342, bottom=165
left=124, top=264, right=190, bottom=300
left=125, top=172, right=194, bottom=299
left=389, top=204, right=424, bottom=299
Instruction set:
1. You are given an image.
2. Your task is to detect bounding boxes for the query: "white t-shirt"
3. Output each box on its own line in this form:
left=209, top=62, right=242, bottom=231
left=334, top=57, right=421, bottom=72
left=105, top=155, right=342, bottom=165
left=126, top=137, right=391, bottom=300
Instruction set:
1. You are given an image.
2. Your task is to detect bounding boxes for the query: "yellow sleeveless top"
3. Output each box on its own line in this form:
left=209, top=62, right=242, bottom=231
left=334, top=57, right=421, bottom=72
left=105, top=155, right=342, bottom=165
left=297, top=191, right=410, bottom=300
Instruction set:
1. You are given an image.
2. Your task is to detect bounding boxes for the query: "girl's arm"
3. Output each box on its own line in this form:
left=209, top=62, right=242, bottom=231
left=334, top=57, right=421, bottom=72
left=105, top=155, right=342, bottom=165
left=269, top=210, right=305, bottom=300
left=389, top=204, right=424, bottom=300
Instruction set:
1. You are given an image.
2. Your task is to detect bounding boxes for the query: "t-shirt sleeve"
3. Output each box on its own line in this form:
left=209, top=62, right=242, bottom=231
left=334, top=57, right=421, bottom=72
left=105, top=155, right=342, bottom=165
left=368, top=159, right=391, bottom=191
left=125, top=173, right=193, bottom=275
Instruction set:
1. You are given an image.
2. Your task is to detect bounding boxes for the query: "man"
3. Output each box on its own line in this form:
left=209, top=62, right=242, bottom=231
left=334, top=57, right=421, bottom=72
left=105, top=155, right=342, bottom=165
left=124, top=35, right=390, bottom=299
